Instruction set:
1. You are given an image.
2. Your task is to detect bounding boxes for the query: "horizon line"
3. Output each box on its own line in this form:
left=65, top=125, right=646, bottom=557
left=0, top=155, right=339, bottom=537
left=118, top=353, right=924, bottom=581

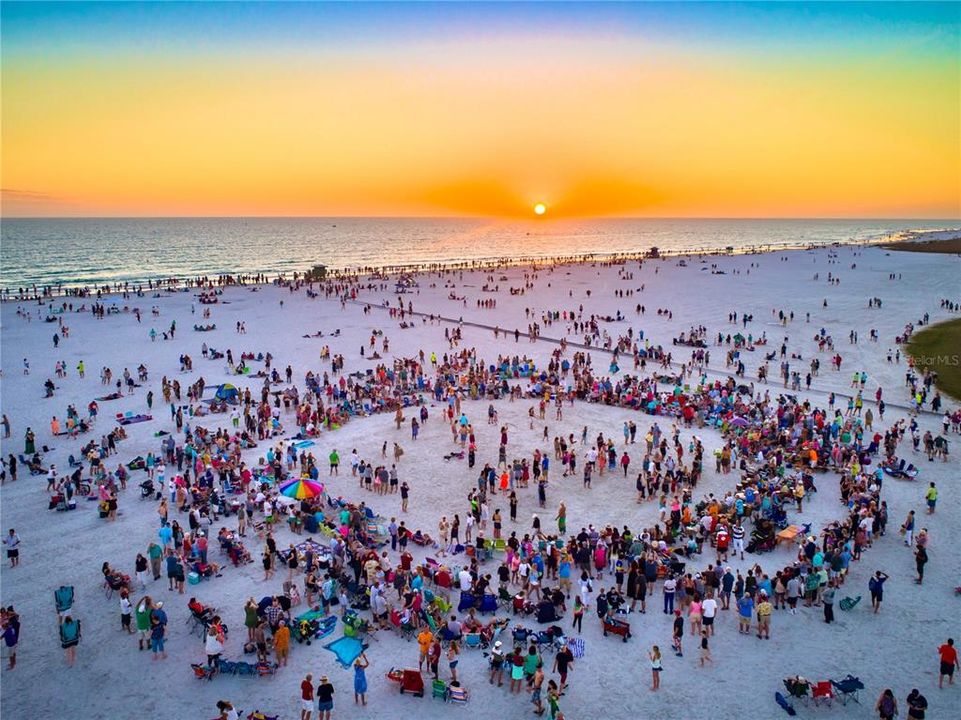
left=2, top=215, right=960, bottom=223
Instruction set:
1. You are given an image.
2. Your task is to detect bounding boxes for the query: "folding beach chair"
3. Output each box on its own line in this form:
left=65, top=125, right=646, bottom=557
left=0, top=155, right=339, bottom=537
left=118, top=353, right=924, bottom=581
left=831, top=675, right=864, bottom=705
left=839, top=595, right=861, bottom=611
left=812, top=681, right=834, bottom=706
left=432, top=679, right=448, bottom=701
left=447, top=683, right=469, bottom=704
left=54, top=585, right=75, bottom=617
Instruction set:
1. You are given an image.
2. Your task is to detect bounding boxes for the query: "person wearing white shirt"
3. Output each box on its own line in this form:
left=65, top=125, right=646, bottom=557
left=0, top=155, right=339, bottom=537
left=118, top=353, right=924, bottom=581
left=120, top=592, right=133, bottom=634
left=205, top=625, right=225, bottom=668
left=701, top=594, right=718, bottom=636
left=458, top=569, right=473, bottom=592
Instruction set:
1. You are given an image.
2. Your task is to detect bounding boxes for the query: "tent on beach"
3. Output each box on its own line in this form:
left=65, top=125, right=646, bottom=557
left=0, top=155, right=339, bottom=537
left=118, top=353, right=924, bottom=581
left=214, top=383, right=239, bottom=404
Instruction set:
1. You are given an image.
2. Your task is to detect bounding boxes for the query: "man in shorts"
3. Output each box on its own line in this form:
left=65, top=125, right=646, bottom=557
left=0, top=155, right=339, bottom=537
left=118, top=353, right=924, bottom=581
left=737, top=592, right=754, bottom=634
left=300, top=673, right=314, bottom=720
left=417, top=627, right=433, bottom=670
left=552, top=644, right=573, bottom=694
left=3, top=529, right=20, bottom=567
left=135, top=596, right=153, bottom=651
left=531, top=662, right=545, bottom=715
left=756, top=592, right=773, bottom=639
left=939, top=638, right=958, bottom=688
left=701, top=592, right=718, bottom=637
left=731, top=521, right=745, bottom=560
left=490, top=640, right=506, bottom=686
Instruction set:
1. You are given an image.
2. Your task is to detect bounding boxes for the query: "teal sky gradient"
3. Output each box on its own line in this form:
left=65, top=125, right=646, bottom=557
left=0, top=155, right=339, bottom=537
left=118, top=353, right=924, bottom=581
left=3, top=2, right=958, bottom=61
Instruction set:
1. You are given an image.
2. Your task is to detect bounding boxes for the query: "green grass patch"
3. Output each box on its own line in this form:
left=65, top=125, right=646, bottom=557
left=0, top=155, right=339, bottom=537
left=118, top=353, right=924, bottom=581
left=884, top=237, right=961, bottom=254
left=906, top=317, right=961, bottom=401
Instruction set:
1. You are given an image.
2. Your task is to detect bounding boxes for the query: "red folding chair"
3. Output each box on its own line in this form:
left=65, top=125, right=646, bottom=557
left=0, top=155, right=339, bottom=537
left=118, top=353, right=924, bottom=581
left=812, top=680, right=834, bottom=706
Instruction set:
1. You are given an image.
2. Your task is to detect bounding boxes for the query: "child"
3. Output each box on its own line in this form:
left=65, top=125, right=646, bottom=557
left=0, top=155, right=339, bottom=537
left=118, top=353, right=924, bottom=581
left=699, top=630, right=712, bottom=666
left=649, top=645, right=662, bottom=690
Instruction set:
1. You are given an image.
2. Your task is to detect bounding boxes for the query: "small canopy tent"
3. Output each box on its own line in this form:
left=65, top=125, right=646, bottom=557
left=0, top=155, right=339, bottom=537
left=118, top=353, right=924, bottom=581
left=215, top=383, right=239, bottom=404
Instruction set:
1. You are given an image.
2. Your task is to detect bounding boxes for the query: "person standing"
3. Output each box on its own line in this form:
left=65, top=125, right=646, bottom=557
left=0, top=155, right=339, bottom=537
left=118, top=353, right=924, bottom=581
left=274, top=620, right=290, bottom=667
left=135, top=553, right=148, bottom=590
left=244, top=598, right=259, bottom=643
left=906, top=688, right=928, bottom=719
left=3, top=529, right=21, bottom=567
left=447, top=639, right=461, bottom=683
left=925, top=482, right=938, bottom=513
left=869, top=571, right=889, bottom=613
left=915, top=545, right=928, bottom=584
left=553, top=642, right=573, bottom=695
left=237, top=503, right=247, bottom=537
left=662, top=575, right=676, bottom=614
left=150, top=601, right=167, bottom=660
left=60, top=614, right=81, bottom=666
left=2, top=607, right=20, bottom=670
left=699, top=630, right=712, bottom=667
left=939, top=638, right=958, bottom=688
left=135, top=596, right=153, bottom=651
left=316, top=675, right=334, bottom=720
left=119, top=590, right=134, bottom=634
left=822, top=580, right=836, bottom=624
left=531, top=661, right=545, bottom=715
left=147, top=542, right=163, bottom=581
left=672, top=610, right=684, bottom=656
left=756, top=592, right=773, bottom=639
left=353, top=653, right=369, bottom=705
left=902, top=511, right=916, bottom=546
left=648, top=645, right=662, bottom=691
left=300, top=673, right=314, bottom=720
left=875, top=689, right=898, bottom=720
left=737, top=592, right=754, bottom=634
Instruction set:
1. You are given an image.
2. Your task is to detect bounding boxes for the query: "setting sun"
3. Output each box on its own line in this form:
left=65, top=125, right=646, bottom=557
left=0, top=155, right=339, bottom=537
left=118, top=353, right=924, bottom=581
left=533, top=203, right=547, bottom=216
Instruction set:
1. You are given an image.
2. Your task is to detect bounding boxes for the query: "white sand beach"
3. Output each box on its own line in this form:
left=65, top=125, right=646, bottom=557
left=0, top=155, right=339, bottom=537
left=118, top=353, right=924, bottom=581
left=1, top=243, right=959, bottom=720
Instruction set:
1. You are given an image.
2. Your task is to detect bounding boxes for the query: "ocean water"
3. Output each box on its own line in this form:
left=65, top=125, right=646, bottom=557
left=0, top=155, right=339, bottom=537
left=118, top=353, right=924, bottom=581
left=0, top=217, right=955, bottom=291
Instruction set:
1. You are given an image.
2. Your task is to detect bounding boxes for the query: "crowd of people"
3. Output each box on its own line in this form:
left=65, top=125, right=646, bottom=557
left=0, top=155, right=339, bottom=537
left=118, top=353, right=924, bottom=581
left=1, top=252, right=958, bottom=720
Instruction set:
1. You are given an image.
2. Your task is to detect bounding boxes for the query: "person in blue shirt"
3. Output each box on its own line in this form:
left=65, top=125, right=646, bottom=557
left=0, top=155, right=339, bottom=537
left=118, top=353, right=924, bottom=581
left=721, top=568, right=735, bottom=609
left=158, top=522, right=173, bottom=549
left=737, top=594, right=754, bottom=634
left=869, top=571, right=889, bottom=613
left=758, top=574, right=773, bottom=598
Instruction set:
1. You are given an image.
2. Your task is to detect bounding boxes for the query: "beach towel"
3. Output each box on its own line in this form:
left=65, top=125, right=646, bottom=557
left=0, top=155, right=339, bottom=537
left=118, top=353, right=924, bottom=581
left=116, top=413, right=153, bottom=425
left=324, top=635, right=366, bottom=669
left=775, top=691, right=797, bottom=715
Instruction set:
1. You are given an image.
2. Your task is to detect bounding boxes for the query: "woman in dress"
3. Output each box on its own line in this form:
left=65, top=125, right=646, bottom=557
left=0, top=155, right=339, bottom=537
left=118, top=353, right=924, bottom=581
left=353, top=653, right=369, bottom=705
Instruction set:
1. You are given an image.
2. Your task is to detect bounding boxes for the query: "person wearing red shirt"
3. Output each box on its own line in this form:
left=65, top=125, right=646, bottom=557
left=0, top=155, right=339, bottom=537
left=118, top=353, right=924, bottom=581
left=939, top=638, right=958, bottom=688
left=300, top=672, right=314, bottom=720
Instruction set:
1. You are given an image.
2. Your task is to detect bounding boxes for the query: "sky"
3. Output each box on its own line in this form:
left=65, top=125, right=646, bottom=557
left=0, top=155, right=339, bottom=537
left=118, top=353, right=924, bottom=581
left=1, top=2, right=959, bottom=219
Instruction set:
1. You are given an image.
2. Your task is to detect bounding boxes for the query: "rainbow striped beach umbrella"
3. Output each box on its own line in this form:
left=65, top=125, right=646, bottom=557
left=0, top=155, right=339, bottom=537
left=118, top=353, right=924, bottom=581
left=279, top=478, right=324, bottom=500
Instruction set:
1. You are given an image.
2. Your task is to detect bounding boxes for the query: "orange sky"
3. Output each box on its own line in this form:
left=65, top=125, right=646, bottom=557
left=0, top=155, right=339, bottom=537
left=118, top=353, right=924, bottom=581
left=2, top=4, right=959, bottom=218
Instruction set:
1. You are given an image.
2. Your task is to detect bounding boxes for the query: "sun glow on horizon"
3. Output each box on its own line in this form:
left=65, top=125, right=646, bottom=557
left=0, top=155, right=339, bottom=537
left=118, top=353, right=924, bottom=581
left=0, top=3, right=958, bottom=219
